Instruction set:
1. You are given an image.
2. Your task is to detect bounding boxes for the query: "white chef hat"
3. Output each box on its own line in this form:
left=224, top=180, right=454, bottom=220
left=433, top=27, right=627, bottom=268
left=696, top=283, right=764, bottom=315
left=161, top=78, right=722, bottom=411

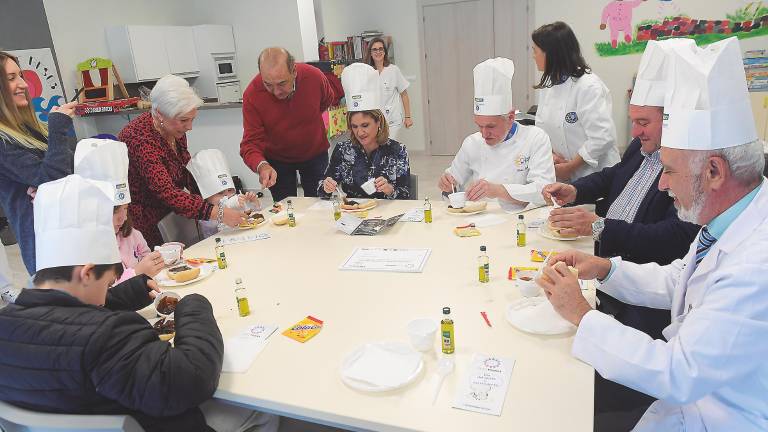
left=74, top=138, right=131, bottom=205
left=187, top=149, right=234, bottom=199
left=662, top=37, right=757, bottom=150
left=630, top=38, right=697, bottom=107
left=34, top=174, right=120, bottom=271
left=473, top=58, right=515, bottom=115
left=341, top=63, right=381, bottom=112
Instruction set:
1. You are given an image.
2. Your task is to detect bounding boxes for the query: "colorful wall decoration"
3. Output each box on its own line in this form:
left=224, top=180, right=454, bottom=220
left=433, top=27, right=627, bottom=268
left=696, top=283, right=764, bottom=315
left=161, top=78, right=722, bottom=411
left=596, top=1, right=768, bottom=57
left=9, top=48, right=65, bottom=123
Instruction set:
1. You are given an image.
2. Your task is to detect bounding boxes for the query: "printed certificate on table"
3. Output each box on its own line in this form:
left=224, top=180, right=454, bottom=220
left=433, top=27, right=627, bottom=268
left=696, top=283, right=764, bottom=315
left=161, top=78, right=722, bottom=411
left=339, top=247, right=431, bottom=273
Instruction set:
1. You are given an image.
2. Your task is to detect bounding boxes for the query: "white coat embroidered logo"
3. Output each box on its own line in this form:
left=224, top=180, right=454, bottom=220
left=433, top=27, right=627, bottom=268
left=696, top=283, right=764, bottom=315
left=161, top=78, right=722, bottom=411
left=565, top=112, right=578, bottom=123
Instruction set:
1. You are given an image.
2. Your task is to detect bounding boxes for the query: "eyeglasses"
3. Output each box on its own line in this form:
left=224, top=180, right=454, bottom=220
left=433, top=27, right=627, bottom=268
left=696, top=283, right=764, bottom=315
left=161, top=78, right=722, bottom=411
left=370, top=47, right=385, bottom=53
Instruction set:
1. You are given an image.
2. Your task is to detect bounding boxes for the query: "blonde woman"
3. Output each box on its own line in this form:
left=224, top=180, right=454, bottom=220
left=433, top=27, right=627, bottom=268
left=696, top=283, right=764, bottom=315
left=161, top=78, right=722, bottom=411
left=0, top=51, right=77, bottom=274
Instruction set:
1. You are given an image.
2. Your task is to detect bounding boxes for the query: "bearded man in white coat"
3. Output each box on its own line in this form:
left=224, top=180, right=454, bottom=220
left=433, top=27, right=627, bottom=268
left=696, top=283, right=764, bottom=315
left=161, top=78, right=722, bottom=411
left=537, top=37, right=768, bottom=431
left=438, top=58, right=555, bottom=211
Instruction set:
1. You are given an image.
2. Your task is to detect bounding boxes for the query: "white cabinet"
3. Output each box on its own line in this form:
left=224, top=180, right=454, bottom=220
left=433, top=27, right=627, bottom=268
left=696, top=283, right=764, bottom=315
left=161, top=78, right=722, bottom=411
left=106, top=25, right=200, bottom=83
left=164, top=26, right=200, bottom=76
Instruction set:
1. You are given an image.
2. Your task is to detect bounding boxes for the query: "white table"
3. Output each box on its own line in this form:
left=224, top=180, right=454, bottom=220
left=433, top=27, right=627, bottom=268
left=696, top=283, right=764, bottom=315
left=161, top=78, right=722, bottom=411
left=152, top=198, right=596, bottom=431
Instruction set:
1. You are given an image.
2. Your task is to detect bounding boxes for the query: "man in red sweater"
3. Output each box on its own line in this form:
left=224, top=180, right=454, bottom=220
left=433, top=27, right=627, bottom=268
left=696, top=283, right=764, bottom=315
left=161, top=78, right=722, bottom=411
left=240, top=47, right=335, bottom=202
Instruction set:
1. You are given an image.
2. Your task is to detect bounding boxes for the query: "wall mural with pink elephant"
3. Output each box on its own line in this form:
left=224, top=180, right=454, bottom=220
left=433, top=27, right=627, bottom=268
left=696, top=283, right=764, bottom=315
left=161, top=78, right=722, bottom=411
left=596, top=0, right=768, bottom=56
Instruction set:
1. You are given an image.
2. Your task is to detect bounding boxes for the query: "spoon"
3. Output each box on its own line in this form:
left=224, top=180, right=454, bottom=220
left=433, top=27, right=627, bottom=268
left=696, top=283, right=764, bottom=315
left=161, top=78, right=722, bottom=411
left=432, top=356, right=455, bottom=405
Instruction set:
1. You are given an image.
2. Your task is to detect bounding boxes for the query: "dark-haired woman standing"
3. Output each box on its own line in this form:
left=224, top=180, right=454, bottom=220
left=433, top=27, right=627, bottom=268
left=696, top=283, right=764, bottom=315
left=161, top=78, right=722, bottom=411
left=532, top=22, right=619, bottom=182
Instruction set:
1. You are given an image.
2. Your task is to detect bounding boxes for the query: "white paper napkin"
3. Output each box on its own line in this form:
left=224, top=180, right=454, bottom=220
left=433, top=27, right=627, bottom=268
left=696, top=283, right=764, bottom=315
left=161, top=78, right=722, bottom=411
left=308, top=200, right=334, bottom=211
left=343, top=343, right=422, bottom=388
left=222, top=324, right=278, bottom=373
left=400, top=207, right=425, bottom=222
left=506, top=297, right=575, bottom=335
left=466, top=214, right=506, bottom=227
left=219, top=233, right=270, bottom=245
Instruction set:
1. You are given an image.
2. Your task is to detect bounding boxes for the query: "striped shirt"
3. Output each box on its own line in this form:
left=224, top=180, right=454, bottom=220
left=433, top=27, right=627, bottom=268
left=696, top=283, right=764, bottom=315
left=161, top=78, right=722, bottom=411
left=605, top=149, right=662, bottom=223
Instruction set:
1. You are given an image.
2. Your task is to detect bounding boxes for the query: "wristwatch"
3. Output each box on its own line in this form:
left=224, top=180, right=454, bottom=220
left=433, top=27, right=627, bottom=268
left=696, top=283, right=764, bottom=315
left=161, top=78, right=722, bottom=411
left=591, top=217, right=605, bottom=242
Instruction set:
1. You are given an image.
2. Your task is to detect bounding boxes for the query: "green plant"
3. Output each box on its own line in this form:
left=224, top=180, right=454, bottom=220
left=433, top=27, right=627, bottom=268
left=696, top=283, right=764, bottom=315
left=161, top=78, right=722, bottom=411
left=726, top=2, right=767, bottom=22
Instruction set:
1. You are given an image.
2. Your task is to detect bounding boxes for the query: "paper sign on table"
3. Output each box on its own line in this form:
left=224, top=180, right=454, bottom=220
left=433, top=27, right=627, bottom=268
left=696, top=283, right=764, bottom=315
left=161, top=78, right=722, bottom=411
left=452, top=354, right=515, bottom=416
left=339, top=247, right=431, bottom=273
left=400, top=207, right=425, bottom=222
left=222, top=324, right=279, bottom=373
left=219, top=232, right=271, bottom=245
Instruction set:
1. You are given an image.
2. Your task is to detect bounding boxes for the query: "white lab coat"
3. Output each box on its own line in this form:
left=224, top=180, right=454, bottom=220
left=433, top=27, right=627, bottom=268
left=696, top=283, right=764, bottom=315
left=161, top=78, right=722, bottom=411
left=446, top=123, right=555, bottom=211
left=535, top=73, right=619, bottom=181
left=573, top=179, right=768, bottom=431
left=379, top=64, right=410, bottom=140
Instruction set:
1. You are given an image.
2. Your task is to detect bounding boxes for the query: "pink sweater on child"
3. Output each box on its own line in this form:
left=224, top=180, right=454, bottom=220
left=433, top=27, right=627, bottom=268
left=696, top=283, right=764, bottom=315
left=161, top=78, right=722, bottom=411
left=116, top=228, right=151, bottom=283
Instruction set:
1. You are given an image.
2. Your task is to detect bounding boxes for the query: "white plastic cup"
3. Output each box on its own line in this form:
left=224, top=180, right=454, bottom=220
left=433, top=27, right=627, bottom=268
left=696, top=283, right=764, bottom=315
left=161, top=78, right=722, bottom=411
left=153, top=291, right=181, bottom=318
left=516, top=270, right=541, bottom=297
left=361, top=178, right=376, bottom=195
left=154, top=244, right=181, bottom=265
left=448, top=191, right=466, bottom=209
left=407, top=318, right=438, bottom=352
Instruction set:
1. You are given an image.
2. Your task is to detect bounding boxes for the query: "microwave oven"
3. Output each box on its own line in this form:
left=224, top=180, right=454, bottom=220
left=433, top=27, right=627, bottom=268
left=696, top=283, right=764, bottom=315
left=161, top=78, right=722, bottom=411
left=214, top=54, right=237, bottom=80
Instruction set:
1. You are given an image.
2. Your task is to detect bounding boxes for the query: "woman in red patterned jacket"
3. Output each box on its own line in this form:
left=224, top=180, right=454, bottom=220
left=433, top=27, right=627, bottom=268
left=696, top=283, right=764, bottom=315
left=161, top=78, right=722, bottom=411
left=119, top=75, right=245, bottom=248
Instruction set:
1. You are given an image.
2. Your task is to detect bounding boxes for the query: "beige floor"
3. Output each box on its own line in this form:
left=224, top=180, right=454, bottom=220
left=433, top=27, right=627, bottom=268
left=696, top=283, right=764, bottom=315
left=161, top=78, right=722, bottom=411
left=0, top=152, right=453, bottom=431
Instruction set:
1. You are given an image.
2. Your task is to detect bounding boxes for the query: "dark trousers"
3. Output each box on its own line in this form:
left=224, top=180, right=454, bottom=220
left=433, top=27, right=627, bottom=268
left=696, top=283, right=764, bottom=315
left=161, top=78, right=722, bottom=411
left=267, top=151, right=329, bottom=202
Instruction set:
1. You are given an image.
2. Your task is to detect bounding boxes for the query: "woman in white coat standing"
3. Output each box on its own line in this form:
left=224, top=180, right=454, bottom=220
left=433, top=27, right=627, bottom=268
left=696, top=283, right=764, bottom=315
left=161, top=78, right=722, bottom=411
left=367, top=38, right=412, bottom=140
left=532, top=22, right=619, bottom=182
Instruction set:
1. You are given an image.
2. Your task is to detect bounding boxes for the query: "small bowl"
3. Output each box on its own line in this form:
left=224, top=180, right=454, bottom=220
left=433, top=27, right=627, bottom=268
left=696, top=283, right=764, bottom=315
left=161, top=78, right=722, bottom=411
left=516, top=270, right=541, bottom=297
left=153, top=291, right=181, bottom=318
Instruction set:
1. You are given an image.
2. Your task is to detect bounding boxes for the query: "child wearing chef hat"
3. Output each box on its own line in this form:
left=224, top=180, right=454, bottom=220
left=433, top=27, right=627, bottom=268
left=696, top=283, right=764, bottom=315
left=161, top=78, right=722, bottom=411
left=187, top=149, right=260, bottom=238
left=74, top=138, right=164, bottom=283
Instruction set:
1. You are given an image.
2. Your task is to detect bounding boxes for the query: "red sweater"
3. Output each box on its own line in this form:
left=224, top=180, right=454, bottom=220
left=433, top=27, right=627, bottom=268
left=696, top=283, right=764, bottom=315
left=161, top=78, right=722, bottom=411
left=240, top=63, right=334, bottom=168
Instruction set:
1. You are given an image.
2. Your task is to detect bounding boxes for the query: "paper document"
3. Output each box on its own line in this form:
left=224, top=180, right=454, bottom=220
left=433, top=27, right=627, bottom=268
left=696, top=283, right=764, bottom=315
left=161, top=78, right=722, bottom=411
left=400, top=207, right=425, bottom=222
left=222, top=324, right=278, bottom=373
left=339, top=247, right=431, bottom=273
left=452, top=354, right=515, bottom=416
left=219, top=232, right=270, bottom=245
left=336, top=213, right=404, bottom=235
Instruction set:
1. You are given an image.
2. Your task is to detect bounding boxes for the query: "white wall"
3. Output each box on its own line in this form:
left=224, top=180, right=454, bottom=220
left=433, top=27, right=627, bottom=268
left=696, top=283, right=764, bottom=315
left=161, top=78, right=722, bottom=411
left=318, top=0, right=428, bottom=152
left=534, top=0, right=767, bottom=150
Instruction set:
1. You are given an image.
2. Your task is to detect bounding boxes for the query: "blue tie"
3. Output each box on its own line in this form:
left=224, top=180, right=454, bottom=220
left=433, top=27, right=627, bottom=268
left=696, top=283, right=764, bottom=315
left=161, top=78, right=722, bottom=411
left=695, top=226, right=717, bottom=265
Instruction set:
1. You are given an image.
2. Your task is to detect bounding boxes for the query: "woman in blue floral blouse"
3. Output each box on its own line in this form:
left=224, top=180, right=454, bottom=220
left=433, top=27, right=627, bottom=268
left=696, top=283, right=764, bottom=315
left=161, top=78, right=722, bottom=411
left=319, top=108, right=410, bottom=199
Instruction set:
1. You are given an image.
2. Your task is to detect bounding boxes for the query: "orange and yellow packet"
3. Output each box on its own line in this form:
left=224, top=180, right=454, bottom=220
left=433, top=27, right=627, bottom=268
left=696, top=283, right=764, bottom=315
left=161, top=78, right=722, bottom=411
left=530, top=249, right=556, bottom=262
left=282, top=315, right=324, bottom=343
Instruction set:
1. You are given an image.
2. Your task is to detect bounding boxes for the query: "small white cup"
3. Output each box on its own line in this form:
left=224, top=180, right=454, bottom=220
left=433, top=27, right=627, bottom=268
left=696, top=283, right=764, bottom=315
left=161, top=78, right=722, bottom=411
left=154, top=291, right=181, bottom=318
left=448, top=191, right=466, bottom=209
left=516, top=270, right=541, bottom=297
left=361, top=178, right=376, bottom=195
left=407, top=318, right=438, bottom=352
left=154, top=244, right=181, bottom=265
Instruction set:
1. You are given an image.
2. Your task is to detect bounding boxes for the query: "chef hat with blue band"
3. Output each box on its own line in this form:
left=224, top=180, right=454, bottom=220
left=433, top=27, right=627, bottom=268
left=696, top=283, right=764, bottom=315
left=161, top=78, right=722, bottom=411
left=662, top=37, right=757, bottom=150
left=341, top=63, right=382, bottom=112
left=630, top=38, right=697, bottom=107
left=74, top=138, right=131, bottom=205
left=473, top=58, right=515, bottom=115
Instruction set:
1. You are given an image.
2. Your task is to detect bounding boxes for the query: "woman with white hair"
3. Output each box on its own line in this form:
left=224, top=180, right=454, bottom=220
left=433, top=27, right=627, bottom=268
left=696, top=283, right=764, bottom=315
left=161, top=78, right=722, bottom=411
left=119, top=74, right=246, bottom=248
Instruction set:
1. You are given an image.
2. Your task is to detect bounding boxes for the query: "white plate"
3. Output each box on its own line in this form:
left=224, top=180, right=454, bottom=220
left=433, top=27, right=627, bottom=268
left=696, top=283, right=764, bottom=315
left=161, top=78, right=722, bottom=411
left=341, top=199, right=377, bottom=213
left=237, top=216, right=268, bottom=230
left=156, top=263, right=216, bottom=287
left=445, top=207, right=486, bottom=216
left=340, top=341, right=424, bottom=392
left=538, top=224, right=584, bottom=241
left=505, top=297, right=576, bottom=335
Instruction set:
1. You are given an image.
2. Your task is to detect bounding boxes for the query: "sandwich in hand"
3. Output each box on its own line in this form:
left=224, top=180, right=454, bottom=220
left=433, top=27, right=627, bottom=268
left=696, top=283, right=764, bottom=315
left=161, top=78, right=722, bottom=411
left=546, top=221, right=579, bottom=239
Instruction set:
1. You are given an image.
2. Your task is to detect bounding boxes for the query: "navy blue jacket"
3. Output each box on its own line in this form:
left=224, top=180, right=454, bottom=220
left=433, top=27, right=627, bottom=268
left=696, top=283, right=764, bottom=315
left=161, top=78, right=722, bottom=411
left=0, top=113, right=75, bottom=273
left=0, top=276, right=222, bottom=432
left=573, top=138, right=700, bottom=265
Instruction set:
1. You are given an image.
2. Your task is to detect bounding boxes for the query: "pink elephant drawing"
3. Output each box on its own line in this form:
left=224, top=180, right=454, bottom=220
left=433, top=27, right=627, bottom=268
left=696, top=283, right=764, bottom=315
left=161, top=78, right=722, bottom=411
left=600, top=0, right=648, bottom=48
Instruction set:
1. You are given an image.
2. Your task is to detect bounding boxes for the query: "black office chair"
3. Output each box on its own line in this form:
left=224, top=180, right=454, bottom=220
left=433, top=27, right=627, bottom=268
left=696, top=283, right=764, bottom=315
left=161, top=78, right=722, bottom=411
left=407, top=174, right=419, bottom=200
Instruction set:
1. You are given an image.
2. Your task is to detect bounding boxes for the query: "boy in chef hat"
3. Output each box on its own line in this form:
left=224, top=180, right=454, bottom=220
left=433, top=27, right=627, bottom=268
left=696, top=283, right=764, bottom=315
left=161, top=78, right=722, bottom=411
left=439, top=57, right=555, bottom=211
left=187, top=149, right=260, bottom=237
left=74, top=138, right=164, bottom=283
left=0, top=174, right=279, bottom=432
left=538, top=37, right=767, bottom=432
left=319, top=62, right=411, bottom=199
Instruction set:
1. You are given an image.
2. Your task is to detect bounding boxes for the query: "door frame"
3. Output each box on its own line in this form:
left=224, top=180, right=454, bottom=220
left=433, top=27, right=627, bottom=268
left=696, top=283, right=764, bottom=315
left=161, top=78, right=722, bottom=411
left=417, top=0, right=536, bottom=155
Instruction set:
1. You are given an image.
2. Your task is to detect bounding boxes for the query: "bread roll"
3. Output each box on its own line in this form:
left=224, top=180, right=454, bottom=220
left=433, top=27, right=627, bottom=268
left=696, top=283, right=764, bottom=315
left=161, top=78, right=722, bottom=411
left=547, top=221, right=579, bottom=239
left=167, top=265, right=200, bottom=283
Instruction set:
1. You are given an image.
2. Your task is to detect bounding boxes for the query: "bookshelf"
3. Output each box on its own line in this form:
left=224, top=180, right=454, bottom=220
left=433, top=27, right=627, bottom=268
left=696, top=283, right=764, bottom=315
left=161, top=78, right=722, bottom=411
left=318, top=31, right=393, bottom=64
